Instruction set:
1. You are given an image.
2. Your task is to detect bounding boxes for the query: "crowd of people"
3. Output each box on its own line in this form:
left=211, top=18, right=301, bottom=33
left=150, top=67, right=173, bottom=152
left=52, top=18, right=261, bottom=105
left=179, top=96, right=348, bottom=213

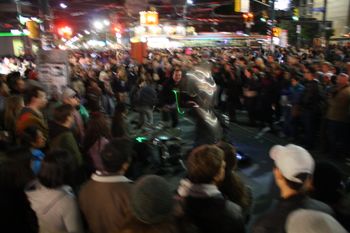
left=0, top=44, right=350, bottom=233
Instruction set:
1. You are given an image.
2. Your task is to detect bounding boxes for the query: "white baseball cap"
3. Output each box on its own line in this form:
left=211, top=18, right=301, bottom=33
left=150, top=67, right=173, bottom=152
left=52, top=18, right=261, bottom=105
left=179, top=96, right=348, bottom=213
left=270, top=144, right=315, bottom=183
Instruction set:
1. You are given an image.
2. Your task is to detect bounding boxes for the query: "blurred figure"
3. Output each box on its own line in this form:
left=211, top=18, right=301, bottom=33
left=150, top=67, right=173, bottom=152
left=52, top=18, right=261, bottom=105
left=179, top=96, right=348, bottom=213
left=252, top=144, right=333, bottom=233
left=49, top=104, right=82, bottom=166
left=111, top=103, right=131, bottom=138
left=20, top=126, right=46, bottom=175
left=26, top=149, right=83, bottom=233
left=159, top=68, right=183, bottom=128
left=310, top=161, right=350, bottom=231
left=0, top=80, right=10, bottom=125
left=217, top=141, right=252, bottom=220
left=79, top=138, right=134, bottom=233
left=16, top=86, right=48, bottom=139
left=121, top=175, right=180, bottom=233
left=62, top=87, right=86, bottom=145
left=83, top=112, right=111, bottom=173
left=0, top=150, right=38, bottom=233
left=177, top=145, right=245, bottom=233
left=325, top=73, right=350, bottom=158
left=3, top=95, right=24, bottom=142
left=286, top=209, right=347, bottom=233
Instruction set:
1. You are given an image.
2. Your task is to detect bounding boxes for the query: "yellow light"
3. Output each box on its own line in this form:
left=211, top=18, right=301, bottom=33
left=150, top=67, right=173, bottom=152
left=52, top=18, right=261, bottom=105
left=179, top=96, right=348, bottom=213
left=140, top=11, right=159, bottom=26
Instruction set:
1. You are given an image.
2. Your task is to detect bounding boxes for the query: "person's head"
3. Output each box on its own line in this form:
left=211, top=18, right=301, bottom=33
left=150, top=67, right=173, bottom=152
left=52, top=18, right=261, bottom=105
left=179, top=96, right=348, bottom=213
left=38, top=149, right=77, bottom=188
left=84, top=112, right=111, bottom=150
left=1, top=147, right=34, bottom=188
left=53, top=104, right=75, bottom=127
left=321, top=61, right=333, bottom=73
left=270, top=144, right=314, bottom=197
left=172, top=69, right=182, bottom=83
left=21, top=126, right=46, bottom=149
left=291, top=76, right=301, bottom=87
left=14, top=78, right=26, bottom=94
left=4, top=95, right=24, bottom=127
left=336, top=73, right=349, bottom=87
left=303, top=67, right=316, bottom=81
left=286, top=209, right=347, bottom=233
left=131, top=175, right=174, bottom=224
left=24, top=86, right=47, bottom=109
left=186, top=145, right=226, bottom=185
left=0, top=80, right=10, bottom=97
left=61, top=87, right=80, bottom=107
left=311, top=161, right=343, bottom=205
left=100, top=138, right=134, bottom=174
left=216, top=141, right=238, bottom=171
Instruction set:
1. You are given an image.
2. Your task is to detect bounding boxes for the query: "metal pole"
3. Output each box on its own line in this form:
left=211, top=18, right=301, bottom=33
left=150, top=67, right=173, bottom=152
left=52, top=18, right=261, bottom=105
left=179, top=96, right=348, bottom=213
left=322, top=0, right=327, bottom=45
left=296, top=24, right=301, bottom=49
left=270, top=0, right=275, bottom=51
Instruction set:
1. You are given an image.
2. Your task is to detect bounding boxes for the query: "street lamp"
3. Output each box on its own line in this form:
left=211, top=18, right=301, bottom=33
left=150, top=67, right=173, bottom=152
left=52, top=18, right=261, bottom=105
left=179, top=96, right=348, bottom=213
left=93, top=20, right=110, bottom=46
left=93, top=21, right=104, bottom=30
left=60, top=3, right=67, bottom=9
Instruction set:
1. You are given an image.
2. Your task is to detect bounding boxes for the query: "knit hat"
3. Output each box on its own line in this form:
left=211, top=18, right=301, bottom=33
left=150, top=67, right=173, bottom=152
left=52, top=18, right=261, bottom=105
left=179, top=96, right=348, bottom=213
left=131, top=175, right=174, bottom=224
left=286, top=209, right=347, bottom=233
left=270, top=144, right=315, bottom=183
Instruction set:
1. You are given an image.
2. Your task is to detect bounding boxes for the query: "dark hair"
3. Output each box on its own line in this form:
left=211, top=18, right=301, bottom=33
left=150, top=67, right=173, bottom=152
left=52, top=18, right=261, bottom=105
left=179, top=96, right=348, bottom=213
left=285, top=173, right=311, bottom=191
left=0, top=147, right=33, bottom=189
left=217, top=142, right=251, bottom=212
left=24, top=86, right=45, bottom=105
left=84, top=112, right=112, bottom=152
left=38, top=149, right=77, bottom=188
left=53, top=104, right=74, bottom=124
left=304, top=66, right=316, bottom=75
left=186, top=145, right=224, bottom=184
left=20, top=126, right=40, bottom=148
left=101, top=138, right=133, bottom=173
left=312, top=161, right=343, bottom=204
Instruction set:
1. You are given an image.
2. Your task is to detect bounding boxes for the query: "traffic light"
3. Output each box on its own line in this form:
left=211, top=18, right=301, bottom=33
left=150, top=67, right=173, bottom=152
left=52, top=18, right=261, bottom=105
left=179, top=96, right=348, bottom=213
left=272, top=27, right=281, bottom=37
left=243, top=12, right=254, bottom=23
left=293, top=8, right=299, bottom=21
left=58, top=26, right=72, bottom=38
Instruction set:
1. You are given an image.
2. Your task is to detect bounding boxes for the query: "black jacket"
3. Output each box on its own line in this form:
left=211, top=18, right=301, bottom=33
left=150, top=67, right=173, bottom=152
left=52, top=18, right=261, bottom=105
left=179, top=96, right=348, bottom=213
left=185, top=194, right=245, bottom=233
left=252, top=194, right=334, bottom=233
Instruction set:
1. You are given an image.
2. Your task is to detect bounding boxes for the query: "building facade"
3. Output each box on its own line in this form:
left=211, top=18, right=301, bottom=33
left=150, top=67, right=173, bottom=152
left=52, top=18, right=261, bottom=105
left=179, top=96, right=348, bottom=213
left=312, top=0, right=350, bottom=37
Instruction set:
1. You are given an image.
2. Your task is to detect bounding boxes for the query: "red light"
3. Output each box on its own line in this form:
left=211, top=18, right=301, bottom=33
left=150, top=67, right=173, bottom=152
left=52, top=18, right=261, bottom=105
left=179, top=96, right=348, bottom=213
left=243, top=14, right=248, bottom=19
left=248, top=13, right=253, bottom=18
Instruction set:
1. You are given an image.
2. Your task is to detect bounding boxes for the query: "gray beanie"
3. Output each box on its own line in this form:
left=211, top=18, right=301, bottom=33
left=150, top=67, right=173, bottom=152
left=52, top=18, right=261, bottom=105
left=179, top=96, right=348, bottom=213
left=131, top=175, right=174, bottom=224
left=286, top=209, right=347, bottom=233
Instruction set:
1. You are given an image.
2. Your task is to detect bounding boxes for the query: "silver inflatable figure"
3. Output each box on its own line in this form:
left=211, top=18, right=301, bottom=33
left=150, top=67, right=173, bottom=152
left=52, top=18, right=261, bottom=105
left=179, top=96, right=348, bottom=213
left=180, top=61, right=223, bottom=145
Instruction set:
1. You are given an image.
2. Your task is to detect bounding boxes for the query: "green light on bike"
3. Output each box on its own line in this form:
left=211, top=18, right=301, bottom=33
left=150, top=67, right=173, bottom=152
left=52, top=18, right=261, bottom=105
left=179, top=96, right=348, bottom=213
left=172, top=89, right=185, bottom=115
left=135, top=136, right=148, bottom=143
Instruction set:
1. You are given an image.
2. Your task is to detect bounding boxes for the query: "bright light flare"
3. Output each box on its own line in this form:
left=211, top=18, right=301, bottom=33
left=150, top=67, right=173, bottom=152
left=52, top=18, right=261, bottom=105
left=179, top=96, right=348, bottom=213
left=60, top=3, right=67, bottom=9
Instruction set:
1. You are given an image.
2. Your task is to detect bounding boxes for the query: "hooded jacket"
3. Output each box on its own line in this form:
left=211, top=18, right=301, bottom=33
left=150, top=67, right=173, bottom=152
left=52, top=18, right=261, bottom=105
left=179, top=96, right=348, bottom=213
left=26, top=181, right=83, bottom=233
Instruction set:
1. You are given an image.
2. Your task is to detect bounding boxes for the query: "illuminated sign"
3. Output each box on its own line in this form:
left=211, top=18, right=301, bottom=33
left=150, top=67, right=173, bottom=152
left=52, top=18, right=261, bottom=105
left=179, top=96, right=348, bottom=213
left=140, top=11, right=159, bottom=26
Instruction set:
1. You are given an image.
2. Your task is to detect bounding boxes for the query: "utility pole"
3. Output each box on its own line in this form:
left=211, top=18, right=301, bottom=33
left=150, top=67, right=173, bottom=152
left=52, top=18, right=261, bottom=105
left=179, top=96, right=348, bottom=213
left=270, top=0, right=275, bottom=51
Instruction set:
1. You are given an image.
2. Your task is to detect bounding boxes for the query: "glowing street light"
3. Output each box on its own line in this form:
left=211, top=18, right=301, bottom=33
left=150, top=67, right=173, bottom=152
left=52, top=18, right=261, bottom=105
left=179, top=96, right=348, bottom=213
left=84, top=30, right=90, bottom=35
left=93, top=21, right=104, bottom=30
left=103, top=20, right=110, bottom=26
left=60, top=3, right=67, bottom=9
